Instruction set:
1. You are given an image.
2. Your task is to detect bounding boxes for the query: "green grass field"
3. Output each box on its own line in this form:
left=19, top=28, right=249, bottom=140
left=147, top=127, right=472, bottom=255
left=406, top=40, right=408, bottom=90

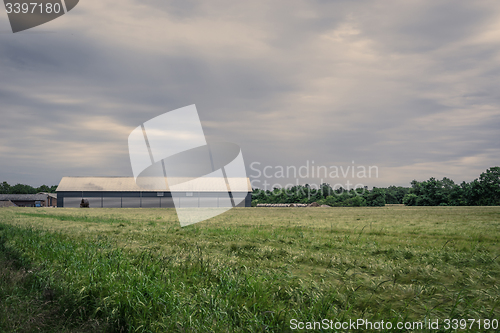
left=0, top=206, right=499, bottom=332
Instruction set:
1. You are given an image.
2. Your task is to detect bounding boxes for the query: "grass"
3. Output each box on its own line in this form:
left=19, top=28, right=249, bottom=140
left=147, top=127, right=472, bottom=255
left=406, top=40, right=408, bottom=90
left=0, top=206, right=499, bottom=332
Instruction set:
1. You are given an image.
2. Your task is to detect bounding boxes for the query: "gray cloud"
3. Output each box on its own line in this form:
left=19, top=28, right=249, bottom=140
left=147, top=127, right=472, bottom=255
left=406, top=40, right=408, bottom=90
left=0, top=0, right=499, bottom=188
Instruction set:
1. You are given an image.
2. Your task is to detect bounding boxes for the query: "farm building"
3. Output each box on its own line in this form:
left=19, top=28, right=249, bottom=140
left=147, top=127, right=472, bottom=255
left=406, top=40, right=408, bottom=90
left=39, top=192, right=58, bottom=207
left=0, top=193, right=57, bottom=207
left=56, top=177, right=252, bottom=208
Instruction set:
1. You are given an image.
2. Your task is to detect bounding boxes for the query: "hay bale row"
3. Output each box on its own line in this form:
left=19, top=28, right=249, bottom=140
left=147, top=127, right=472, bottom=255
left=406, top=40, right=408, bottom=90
left=256, top=203, right=322, bottom=207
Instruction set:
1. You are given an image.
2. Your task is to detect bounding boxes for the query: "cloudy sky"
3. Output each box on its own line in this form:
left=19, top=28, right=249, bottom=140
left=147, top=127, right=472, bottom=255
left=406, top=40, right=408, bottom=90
left=1, top=0, right=499, bottom=189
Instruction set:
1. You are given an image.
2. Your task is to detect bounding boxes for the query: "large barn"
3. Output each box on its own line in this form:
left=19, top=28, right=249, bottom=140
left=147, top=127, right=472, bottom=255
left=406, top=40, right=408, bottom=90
left=56, top=177, right=252, bottom=208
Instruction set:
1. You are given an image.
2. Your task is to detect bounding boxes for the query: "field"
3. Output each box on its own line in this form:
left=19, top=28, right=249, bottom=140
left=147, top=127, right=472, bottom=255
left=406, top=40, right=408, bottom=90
left=0, top=206, right=499, bottom=332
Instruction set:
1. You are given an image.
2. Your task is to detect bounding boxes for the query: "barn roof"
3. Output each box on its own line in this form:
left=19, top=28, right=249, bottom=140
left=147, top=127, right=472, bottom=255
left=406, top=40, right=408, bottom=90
left=56, top=177, right=252, bottom=193
left=38, top=192, right=57, bottom=199
left=0, top=194, right=48, bottom=201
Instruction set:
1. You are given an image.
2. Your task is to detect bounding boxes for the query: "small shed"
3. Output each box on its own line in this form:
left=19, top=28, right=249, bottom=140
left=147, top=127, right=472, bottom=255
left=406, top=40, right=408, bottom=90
left=38, top=192, right=58, bottom=207
left=0, top=194, right=54, bottom=207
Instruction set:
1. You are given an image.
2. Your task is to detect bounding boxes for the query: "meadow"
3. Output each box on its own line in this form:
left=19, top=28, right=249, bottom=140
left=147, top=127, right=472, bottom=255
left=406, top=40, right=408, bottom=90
left=0, top=206, right=499, bottom=332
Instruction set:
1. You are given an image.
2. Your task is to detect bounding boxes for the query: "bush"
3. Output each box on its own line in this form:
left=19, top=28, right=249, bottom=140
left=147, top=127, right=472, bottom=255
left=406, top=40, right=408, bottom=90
left=365, top=188, right=386, bottom=207
left=403, top=194, right=418, bottom=206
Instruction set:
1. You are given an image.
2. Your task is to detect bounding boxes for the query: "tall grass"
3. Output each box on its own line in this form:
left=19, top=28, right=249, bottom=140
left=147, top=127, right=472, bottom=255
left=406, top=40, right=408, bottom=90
left=0, top=206, right=499, bottom=332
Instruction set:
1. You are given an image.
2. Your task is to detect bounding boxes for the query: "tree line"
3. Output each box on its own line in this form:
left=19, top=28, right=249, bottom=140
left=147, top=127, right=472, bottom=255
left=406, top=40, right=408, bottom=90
left=0, top=181, right=57, bottom=194
left=252, top=184, right=388, bottom=207
left=402, top=167, right=500, bottom=206
left=252, top=167, right=500, bottom=207
left=1, top=166, right=498, bottom=206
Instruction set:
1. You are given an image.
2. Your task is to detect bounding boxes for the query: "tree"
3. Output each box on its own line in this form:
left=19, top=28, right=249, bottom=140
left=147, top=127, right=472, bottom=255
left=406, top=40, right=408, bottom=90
left=478, top=167, right=500, bottom=205
left=0, top=181, right=11, bottom=194
left=10, top=183, right=37, bottom=194
left=349, top=195, right=366, bottom=207
left=0, top=181, right=58, bottom=194
left=364, top=188, right=386, bottom=207
left=384, top=186, right=409, bottom=204
left=251, top=167, right=500, bottom=207
left=403, top=193, right=418, bottom=206
left=37, top=185, right=51, bottom=193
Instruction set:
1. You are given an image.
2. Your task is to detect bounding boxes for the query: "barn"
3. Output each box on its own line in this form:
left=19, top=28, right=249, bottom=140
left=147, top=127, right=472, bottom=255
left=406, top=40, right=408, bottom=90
left=0, top=193, right=57, bottom=207
left=56, top=177, right=252, bottom=208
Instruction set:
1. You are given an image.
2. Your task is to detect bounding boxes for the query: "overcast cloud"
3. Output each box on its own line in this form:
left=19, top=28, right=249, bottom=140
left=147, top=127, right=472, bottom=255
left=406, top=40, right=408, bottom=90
left=0, top=0, right=499, bottom=188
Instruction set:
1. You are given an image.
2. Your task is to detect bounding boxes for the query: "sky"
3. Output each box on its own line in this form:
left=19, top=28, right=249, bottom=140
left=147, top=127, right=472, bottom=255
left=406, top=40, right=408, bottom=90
left=0, top=0, right=499, bottom=190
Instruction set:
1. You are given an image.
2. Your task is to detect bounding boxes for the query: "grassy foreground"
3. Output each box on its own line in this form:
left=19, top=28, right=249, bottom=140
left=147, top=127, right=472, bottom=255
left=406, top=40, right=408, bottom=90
left=0, top=206, right=499, bottom=332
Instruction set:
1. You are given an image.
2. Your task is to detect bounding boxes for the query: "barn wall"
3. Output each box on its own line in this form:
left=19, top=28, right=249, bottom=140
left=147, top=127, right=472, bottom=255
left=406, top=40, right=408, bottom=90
left=57, top=191, right=252, bottom=208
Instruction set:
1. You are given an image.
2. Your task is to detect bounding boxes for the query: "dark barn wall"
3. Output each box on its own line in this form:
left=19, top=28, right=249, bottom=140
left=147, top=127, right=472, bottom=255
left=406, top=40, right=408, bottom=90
left=245, top=192, right=252, bottom=207
left=57, top=191, right=252, bottom=208
left=11, top=200, right=39, bottom=207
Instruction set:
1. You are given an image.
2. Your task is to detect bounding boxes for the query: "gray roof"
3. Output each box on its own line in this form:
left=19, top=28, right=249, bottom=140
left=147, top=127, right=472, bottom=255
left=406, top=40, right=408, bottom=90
left=56, top=176, right=252, bottom=192
left=0, top=194, right=48, bottom=201
left=38, top=192, right=57, bottom=199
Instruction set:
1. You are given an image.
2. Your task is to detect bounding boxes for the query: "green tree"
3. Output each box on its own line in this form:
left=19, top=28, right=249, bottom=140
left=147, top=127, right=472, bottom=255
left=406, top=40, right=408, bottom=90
left=364, top=188, right=386, bottom=207
left=37, top=185, right=51, bottom=193
left=403, top=193, right=418, bottom=206
left=478, top=167, right=500, bottom=205
left=384, top=186, right=409, bottom=204
left=349, top=195, right=366, bottom=207
left=10, top=183, right=37, bottom=194
left=0, top=181, right=11, bottom=194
